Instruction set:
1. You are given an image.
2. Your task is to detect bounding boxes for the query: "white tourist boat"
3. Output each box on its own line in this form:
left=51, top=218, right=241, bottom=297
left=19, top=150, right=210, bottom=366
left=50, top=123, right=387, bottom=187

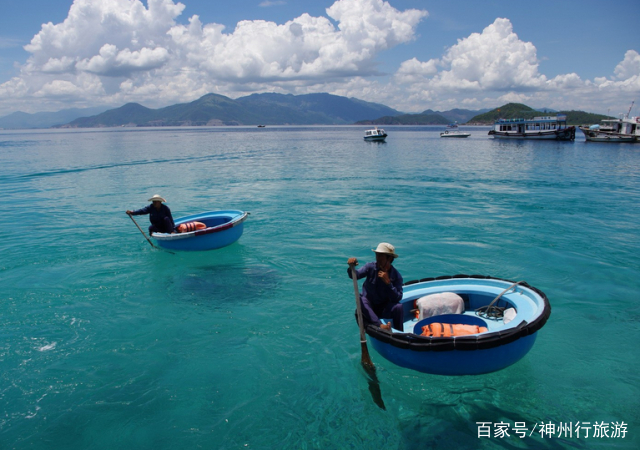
left=488, top=114, right=575, bottom=140
left=440, top=130, right=471, bottom=138
left=364, top=127, right=387, bottom=142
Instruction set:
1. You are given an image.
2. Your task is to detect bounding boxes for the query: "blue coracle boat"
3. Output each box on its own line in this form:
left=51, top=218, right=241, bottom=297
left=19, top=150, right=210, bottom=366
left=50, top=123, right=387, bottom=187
left=151, top=210, right=249, bottom=251
left=366, top=275, right=551, bottom=375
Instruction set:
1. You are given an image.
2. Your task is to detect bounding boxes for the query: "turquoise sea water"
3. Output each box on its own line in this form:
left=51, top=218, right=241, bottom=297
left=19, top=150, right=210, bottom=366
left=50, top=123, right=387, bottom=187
left=1, top=126, right=638, bottom=449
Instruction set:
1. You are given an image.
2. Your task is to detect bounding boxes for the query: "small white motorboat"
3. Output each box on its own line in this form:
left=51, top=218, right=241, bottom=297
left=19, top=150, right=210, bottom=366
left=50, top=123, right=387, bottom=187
left=441, top=130, right=471, bottom=138
left=364, top=127, right=387, bottom=142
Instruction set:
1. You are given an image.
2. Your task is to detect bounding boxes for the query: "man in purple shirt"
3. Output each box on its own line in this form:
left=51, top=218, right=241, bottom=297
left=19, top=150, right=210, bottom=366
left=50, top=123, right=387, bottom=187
left=126, top=194, right=175, bottom=234
left=347, top=243, right=404, bottom=331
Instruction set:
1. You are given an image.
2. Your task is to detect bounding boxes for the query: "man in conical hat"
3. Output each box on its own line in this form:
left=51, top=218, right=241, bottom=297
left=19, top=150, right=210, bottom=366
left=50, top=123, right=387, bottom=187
left=126, top=194, right=175, bottom=235
left=347, top=242, right=404, bottom=331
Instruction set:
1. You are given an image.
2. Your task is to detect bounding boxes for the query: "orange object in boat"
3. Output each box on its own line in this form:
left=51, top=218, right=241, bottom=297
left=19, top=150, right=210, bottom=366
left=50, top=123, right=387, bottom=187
left=420, top=323, right=488, bottom=337
left=177, top=221, right=206, bottom=233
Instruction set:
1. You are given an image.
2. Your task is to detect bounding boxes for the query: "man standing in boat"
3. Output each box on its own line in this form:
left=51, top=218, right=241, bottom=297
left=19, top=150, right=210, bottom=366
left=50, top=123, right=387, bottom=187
left=347, top=243, right=404, bottom=331
left=126, top=194, right=176, bottom=235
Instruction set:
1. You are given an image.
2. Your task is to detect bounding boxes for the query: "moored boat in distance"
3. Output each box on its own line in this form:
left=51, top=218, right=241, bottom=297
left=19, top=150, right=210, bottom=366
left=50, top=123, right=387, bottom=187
left=364, top=127, right=387, bottom=142
left=488, top=114, right=575, bottom=140
left=151, top=210, right=249, bottom=251
left=364, top=275, right=551, bottom=375
left=440, top=130, right=471, bottom=138
left=578, top=116, right=639, bottom=143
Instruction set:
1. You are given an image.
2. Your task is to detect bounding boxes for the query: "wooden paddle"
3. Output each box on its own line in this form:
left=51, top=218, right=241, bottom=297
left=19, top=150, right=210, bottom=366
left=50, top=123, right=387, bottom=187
left=350, top=264, right=385, bottom=410
left=127, top=213, right=166, bottom=252
left=350, top=264, right=375, bottom=368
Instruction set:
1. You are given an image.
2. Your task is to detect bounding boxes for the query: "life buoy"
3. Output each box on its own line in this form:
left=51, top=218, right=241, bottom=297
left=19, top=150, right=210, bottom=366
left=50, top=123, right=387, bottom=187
left=177, top=221, right=207, bottom=233
left=420, top=322, right=488, bottom=337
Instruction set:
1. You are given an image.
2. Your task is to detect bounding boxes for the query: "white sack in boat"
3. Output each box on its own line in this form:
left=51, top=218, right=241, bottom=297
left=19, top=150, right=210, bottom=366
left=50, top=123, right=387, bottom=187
left=415, top=292, right=464, bottom=320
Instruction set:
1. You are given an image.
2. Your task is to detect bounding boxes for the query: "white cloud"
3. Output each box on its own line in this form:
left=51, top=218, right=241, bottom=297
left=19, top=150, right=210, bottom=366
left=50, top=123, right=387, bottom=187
left=394, top=18, right=547, bottom=93
left=546, top=73, right=583, bottom=90
left=34, top=72, right=106, bottom=98
left=614, top=50, right=640, bottom=80
left=395, top=57, right=438, bottom=84
left=0, top=0, right=637, bottom=116
left=166, top=0, right=426, bottom=82
left=23, top=0, right=184, bottom=67
left=0, top=77, right=29, bottom=97
left=40, top=56, right=77, bottom=74
left=387, top=18, right=639, bottom=113
left=1, top=0, right=426, bottom=113
left=76, top=44, right=170, bottom=76
left=327, top=0, right=426, bottom=50
left=259, top=1, right=286, bottom=6
left=495, top=92, right=533, bottom=105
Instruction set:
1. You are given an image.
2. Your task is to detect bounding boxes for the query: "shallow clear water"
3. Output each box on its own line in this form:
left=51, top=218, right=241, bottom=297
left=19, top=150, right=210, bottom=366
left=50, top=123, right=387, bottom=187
left=1, top=126, right=638, bottom=449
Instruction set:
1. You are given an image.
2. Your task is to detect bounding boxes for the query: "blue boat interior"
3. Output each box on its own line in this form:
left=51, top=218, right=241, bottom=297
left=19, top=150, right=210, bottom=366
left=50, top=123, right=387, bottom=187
left=386, top=289, right=522, bottom=334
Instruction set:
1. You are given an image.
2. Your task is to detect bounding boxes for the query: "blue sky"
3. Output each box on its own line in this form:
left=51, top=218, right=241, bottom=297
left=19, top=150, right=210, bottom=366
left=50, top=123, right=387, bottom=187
left=0, top=0, right=638, bottom=117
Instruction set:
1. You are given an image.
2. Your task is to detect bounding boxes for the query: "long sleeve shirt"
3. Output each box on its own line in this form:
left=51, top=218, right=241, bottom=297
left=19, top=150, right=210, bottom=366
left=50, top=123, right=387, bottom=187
left=348, top=261, right=403, bottom=306
left=130, top=204, right=175, bottom=231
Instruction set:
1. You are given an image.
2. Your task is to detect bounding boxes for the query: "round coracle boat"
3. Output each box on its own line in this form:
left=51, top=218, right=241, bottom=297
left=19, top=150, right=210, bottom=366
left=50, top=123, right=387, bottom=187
left=151, top=210, right=248, bottom=251
left=366, top=275, right=551, bottom=375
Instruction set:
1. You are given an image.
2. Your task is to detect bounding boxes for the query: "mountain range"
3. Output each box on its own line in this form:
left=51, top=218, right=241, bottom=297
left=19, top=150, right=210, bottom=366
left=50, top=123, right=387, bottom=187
left=0, top=93, right=484, bottom=129
left=0, top=106, right=110, bottom=129
left=60, top=93, right=403, bottom=128
left=0, top=94, right=611, bottom=129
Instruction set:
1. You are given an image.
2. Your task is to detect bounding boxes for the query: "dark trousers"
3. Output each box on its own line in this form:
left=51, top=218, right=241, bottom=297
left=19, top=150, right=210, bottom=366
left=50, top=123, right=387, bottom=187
left=358, top=297, right=404, bottom=331
left=149, top=217, right=174, bottom=234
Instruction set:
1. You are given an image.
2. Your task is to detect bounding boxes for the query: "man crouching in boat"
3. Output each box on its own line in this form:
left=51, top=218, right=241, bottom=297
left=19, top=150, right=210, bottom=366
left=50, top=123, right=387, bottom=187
left=347, top=243, right=404, bottom=331
left=126, top=194, right=175, bottom=235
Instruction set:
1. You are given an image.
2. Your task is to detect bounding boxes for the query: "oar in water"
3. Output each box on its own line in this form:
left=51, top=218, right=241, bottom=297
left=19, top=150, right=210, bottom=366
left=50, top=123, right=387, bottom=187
left=350, top=264, right=386, bottom=410
left=127, top=213, right=174, bottom=254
